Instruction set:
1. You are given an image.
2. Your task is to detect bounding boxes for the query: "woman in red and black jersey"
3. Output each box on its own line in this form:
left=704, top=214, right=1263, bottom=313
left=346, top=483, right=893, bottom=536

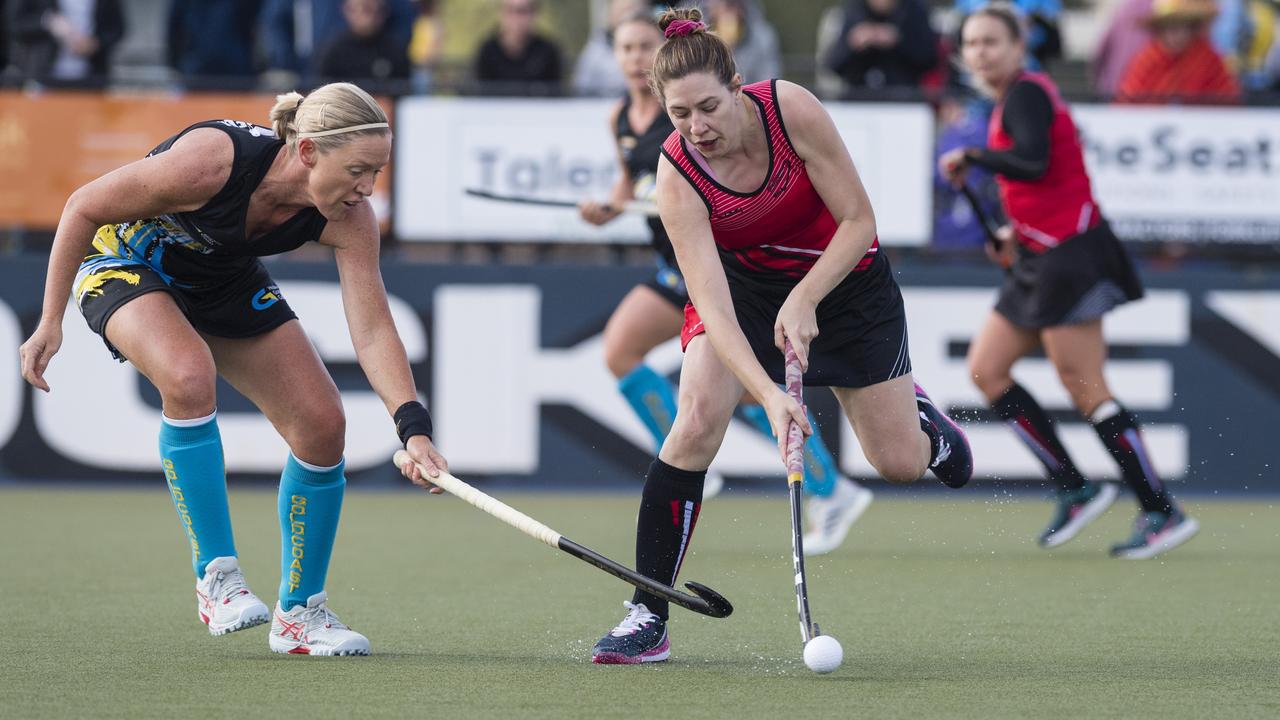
left=940, top=4, right=1197, bottom=559
left=589, top=7, right=973, bottom=665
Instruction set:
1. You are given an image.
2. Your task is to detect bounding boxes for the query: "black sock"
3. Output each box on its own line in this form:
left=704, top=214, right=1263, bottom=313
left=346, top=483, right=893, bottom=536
left=631, top=458, right=705, bottom=621
left=1091, top=401, right=1175, bottom=513
left=992, top=383, right=1087, bottom=492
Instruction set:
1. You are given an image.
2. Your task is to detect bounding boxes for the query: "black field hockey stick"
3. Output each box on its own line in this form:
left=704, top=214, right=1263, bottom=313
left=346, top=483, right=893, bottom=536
left=393, top=451, right=733, bottom=618
left=464, top=188, right=660, bottom=217
left=782, top=340, right=821, bottom=643
left=959, top=183, right=1004, bottom=253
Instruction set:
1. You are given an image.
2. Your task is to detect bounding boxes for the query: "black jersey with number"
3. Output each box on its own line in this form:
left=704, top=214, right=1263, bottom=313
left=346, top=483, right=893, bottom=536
left=615, top=96, right=675, bottom=265
left=145, top=119, right=329, bottom=258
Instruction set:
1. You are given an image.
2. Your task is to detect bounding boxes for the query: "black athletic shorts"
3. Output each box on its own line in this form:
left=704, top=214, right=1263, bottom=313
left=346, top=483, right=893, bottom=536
left=641, top=259, right=690, bottom=310
left=683, top=251, right=911, bottom=388
left=75, top=224, right=297, bottom=361
left=996, top=221, right=1144, bottom=330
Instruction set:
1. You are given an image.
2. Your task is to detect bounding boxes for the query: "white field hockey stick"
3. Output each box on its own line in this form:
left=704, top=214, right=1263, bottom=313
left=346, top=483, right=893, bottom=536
left=783, top=339, right=821, bottom=643
left=464, top=188, right=660, bottom=217
left=393, top=451, right=733, bottom=618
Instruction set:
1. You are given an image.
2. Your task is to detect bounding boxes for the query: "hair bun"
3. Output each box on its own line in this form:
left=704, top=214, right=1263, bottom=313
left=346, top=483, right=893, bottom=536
left=657, top=7, right=704, bottom=35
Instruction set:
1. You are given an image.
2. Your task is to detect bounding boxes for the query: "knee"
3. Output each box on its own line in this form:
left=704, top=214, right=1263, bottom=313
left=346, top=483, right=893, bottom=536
left=877, top=456, right=928, bottom=485
left=665, top=398, right=727, bottom=456
left=284, top=399, right=346, bottom=464
left=602, top=328, right=642, bottom=380
left=968, top=354, right=1011, bottom=403
left=155, top=358, right=216, bottom=416
left=864, top=445, right=927, bottom=485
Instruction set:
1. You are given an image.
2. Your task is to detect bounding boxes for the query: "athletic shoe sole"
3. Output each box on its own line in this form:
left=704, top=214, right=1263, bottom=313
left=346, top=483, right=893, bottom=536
left=205, top=606, right=271, bottom=637
left=803, top=486, right=873, bottom=557
left=591, top=636, right=671, bottom=665
left=1041, top=483, right=1120, bottom=549
left=1114, top=516, right=1200, bottom=560
left=268, top=636, right=371, bottom=656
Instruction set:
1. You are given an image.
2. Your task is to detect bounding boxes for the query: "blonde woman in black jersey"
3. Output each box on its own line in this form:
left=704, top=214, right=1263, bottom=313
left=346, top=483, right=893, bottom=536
left=19, top=83, right=445, bottom=657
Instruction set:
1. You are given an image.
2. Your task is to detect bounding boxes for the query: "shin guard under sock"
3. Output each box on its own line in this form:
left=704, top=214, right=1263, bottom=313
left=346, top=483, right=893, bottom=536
left=631, top=458, right=705, bottom=620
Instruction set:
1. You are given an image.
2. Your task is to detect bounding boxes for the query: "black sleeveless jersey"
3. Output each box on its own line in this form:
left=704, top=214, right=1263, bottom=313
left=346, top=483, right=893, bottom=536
left=147, top=119, right=328, bottom=258
left=615, top=96, right=675, bottom=265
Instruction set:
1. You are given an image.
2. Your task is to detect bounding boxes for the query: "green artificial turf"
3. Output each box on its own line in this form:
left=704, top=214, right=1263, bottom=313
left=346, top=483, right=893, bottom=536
left=1, top=487, right=1276, bottom=719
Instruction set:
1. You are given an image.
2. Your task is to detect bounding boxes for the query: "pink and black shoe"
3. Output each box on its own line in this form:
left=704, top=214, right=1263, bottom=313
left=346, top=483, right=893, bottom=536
left=591, top=601, right=670, bottom=664
left=915, top=384, right=973, bottom=488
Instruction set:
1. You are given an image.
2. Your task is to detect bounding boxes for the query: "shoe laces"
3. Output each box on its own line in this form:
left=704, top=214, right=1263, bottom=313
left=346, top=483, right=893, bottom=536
left=295, top=601, right=348, bottom=632
left=609, top=601, right=658, bottom=638
left=207, top=566, right=249, bottom=602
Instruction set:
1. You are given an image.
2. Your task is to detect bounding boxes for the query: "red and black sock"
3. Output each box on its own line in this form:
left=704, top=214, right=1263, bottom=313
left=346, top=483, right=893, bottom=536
left=1091, top=401, right=1174, bottom=513
left=992, top=383, right=1087, bottom=492
left=631, top=458, right=705, bottom=621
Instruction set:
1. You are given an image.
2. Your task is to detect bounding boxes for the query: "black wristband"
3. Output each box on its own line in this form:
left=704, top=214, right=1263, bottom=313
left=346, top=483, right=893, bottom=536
left=393, top=401, right=433, bottom=446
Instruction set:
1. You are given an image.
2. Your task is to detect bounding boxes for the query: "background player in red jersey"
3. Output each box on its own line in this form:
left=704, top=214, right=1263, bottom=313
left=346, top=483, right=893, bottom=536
left=589, top=7, right=972, bottom=665
left=579, top=6, right=874, bottom=550
left=940, top=4, right=1198, bottom=558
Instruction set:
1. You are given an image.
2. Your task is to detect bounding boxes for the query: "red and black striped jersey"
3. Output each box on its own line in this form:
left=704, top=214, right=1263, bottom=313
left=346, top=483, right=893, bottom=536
left=660, top=80, right=878, bottom=282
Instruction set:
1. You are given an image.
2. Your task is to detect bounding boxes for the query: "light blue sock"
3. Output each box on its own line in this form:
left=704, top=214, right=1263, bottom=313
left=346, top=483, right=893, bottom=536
left=159, top=412, right=237, bottom=579
left=740, top=404, right=840, bottom=497
left=278, top=454, right=346, bottom=611
left=618, top=364, right=679, bottom=451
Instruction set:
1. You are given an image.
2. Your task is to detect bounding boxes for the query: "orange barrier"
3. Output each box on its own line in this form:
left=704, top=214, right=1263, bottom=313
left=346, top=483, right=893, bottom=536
left=0, top=90, right=392, bottom=229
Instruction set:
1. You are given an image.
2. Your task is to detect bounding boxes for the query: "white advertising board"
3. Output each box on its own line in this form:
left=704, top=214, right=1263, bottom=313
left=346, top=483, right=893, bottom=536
left=1075, top=104, right=1280, bottom=244
left=395, top=96, right=933, bottom=245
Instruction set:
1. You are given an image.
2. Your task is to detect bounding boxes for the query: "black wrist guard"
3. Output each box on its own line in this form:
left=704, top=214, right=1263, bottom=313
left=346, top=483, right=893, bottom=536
left=394, top=401, right=433, bottom=446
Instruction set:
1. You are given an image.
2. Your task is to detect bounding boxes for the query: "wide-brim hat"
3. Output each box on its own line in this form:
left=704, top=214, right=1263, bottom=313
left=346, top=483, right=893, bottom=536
left=1143, top=0, right=1219, bottom=27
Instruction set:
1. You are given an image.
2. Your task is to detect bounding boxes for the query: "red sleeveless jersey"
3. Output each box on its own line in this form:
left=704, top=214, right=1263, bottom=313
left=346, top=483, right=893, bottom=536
left=989, top=71, right=1099, bottom=252
left=661, top=80, right=879, bottom=280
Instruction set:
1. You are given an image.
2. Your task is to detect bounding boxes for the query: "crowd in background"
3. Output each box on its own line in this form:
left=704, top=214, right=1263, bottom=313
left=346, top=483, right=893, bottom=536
left=4, top=0, right=1279, bottom=100
left=3, top=0, right=1279, bottom=254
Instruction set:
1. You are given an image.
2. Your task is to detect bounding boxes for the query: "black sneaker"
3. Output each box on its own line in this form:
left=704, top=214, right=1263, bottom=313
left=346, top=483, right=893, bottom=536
left=1110, top=508, right=1200, bottom=559
left=915, top=383, right=973, bottom=488
left=1039, top=482, right=1119, bottom=548
left=591, top=602, right=669, bottom=664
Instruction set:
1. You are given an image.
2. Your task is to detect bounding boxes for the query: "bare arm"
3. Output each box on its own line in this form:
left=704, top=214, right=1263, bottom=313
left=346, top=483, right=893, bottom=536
left=771, top=81, right=878, bottom=367
left=657, top=157, right=774, bottom=403
left=19, top=128, right=232, bottom=391
left=580, top=101, right=632, bottom=226
left=658, top=157, right=811, bottom=454
left=324, top=207, right=448, bottom=487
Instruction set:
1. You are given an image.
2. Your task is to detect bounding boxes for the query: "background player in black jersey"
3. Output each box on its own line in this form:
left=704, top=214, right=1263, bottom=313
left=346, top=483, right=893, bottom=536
left=18, top=82, right=445, bottom=656
left=940, top=5, right=1197, bottom=559
left=578, top=7, right=873, bottom=555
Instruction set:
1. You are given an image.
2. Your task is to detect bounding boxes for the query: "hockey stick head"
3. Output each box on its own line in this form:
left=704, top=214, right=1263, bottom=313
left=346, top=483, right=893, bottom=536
left=682, top=581, right=735, bottom=618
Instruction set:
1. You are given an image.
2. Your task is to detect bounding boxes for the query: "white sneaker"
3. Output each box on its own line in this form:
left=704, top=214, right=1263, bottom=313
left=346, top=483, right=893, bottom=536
left=269, top=591, right=370, bottom=656
left=802, top=478, right=873, bottom=556
left=702, top=470, right=725, bottom=500
left=195, top=556, right=270, bottom=636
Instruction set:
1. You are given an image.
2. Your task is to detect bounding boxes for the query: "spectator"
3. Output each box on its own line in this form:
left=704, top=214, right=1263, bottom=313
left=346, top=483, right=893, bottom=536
left=408, top=0, right=444, bottom=93
left=314, top=0, right=410, bottom=86
left=474, top=0, right=563, bottom=96
left=1093, top=0, right=1154, bottom=97
left=167, top=0, right=259, bottom=85
left=826, top=0, right=938, bottom=91
left=6, top=0, right=124, bottom=83
left=1116, top=0, right=1241, bottom=103
left=704, top=0, right=780, bottom=83
left=572, top=0, right=646, bottom=97
left=261, top=0, right=415, bottom=82
left=956, top=0, right=1062, bottom=70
